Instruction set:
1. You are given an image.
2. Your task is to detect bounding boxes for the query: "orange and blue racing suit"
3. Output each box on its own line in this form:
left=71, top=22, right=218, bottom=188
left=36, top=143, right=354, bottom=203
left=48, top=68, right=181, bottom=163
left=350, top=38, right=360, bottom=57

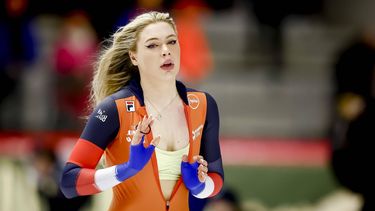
left=60, top=77, right=224, bottom=211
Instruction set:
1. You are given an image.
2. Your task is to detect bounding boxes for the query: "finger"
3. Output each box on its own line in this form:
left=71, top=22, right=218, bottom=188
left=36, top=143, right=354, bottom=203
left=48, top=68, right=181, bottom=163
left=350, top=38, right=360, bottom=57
left=140, top=116, right=148, bottom=131
left=150, top=135, right=161, bottom=147
left=198, top=170, right=206, bottom=182
left=131, top=134, right=144, bottom=146
left=145, top=115, right=154, bottom=126
left=149, top=115, right=156, bottom=126
left=142, top=116, right=154, bottom=133
left=199, top=159, right=208, bottom=167
left=138, top=116, right=145, bottom=126
left=197, top=155, right=204, bottom=161
left=198, top=159, right=208, bottom=167
left=198, top=164, right=208, bottom=173
left=193, top=155, right=203, bottom=162
left=143, top=115, right=147, bottom=122
left=182, top=154, right=188, bottom=162
left=135, top=121, right=141, bottom=133
left=131, top=122, right=142, bottom=145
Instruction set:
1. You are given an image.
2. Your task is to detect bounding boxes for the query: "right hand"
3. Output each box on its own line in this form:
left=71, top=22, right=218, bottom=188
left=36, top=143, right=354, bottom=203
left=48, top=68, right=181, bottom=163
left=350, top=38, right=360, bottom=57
left=131, top=115, right=159, bottom=146
left=129, top=115, right=160, bottom=170
left=116, top=115, right=160, bottom=181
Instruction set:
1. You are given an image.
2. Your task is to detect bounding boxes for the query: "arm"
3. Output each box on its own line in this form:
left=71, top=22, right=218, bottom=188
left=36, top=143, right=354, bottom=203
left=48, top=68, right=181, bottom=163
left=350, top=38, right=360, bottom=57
left=59, top=97, right=119, bottom=198
left=59, top=97, right=159, bottom=198
left=181, top=93, right=224, bottom=199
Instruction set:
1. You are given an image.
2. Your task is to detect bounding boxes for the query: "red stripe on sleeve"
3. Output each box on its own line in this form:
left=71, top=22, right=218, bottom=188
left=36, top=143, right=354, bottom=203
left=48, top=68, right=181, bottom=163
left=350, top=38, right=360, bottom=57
left=208, top=172, right=223, bottom=197
left=76, top=169, right=100, bottom=195
left=68, top=138, right=104, bottom=168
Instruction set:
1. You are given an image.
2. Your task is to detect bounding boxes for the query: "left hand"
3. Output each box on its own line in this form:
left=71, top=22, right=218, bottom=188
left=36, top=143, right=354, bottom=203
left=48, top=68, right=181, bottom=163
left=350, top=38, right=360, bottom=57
left=195, top=155, right=208, bottom=182
left=181, top=155, right=208, bottom=195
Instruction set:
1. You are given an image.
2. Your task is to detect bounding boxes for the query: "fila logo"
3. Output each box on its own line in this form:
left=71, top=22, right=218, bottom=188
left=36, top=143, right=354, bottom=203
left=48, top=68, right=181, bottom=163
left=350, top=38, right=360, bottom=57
left=126, top=101, right=135, bottom=112
left=95, top=109, right=108, bottom=122
left=187, top=94, right=200, bottom=110
left=192, top=124, right=204, bottom=140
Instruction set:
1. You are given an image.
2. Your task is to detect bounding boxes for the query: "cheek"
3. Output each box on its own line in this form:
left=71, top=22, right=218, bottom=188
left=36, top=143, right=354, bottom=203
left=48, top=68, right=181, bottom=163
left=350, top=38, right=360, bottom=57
left=174, top=46, right=181, bottom=63
left=170, top=45, right=180, bottom=62
left=144, top=52, right=159, bottom=65
left=138, top=51, right=158, bottom=70
left=174, top=44, right=181, bottom=55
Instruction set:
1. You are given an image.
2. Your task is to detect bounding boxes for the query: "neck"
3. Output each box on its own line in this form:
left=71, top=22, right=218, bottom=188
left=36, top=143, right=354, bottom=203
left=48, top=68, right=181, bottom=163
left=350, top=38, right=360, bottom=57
left=140, top=77, right=178, bottom=104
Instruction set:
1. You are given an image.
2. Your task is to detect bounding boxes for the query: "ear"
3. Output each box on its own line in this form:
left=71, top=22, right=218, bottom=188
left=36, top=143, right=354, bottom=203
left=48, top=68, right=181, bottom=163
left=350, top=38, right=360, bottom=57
left=129, top=51, right=138, bottom=66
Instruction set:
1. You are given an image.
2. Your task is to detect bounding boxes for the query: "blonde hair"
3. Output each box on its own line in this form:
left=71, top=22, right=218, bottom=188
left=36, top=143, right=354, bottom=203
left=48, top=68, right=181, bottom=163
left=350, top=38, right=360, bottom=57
left=90, top=11, right=177, bottom=108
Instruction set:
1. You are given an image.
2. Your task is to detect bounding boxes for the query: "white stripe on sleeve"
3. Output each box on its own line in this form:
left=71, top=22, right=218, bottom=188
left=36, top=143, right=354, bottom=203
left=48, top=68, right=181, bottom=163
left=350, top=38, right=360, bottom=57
left=94, top=166, right=121, bottom=191
left=193, top=176, right=215, bottom=199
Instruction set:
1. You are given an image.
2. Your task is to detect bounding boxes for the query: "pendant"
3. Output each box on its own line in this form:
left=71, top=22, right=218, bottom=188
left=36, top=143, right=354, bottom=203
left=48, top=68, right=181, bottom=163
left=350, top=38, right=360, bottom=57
left=156, top=113, right=162, bottom=120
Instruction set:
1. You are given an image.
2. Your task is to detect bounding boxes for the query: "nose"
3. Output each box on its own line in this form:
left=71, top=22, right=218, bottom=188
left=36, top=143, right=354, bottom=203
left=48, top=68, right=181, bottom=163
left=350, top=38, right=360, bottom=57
left=161, top=44, right=171, bottom=57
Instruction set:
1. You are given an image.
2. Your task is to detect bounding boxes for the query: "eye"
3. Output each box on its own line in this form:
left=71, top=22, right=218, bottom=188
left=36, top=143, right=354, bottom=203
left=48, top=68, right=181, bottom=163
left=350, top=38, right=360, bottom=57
left=146, top=44, right=158, bottom=49
left=168, top=40, right=177, bottom=45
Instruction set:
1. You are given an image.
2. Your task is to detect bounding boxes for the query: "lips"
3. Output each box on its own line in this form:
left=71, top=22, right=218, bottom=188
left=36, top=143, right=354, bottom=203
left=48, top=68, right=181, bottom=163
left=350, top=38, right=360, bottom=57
left=160, top=59, right=174, bottom=71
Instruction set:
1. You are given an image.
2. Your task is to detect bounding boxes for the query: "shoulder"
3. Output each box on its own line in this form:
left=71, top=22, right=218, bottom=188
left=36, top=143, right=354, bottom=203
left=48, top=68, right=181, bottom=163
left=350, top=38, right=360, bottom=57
left=94, top=87, right=135, bottom=113
left=110, top=86, right=135, bottom=101
left=99, top=86, right=135, bottom=104
left=185, top=88, right=218, bottom=111
left=187, top=88, right=216, bottom=102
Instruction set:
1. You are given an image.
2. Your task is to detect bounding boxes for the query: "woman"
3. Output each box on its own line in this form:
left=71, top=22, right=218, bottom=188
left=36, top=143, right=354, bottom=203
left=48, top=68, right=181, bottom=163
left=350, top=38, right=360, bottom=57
left=60, top=11, right=224, bottom=211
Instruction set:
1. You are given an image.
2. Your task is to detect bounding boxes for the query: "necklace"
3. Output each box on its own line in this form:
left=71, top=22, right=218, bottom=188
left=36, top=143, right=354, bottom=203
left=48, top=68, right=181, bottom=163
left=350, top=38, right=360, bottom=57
left=145, top=93, right=179, bottom=120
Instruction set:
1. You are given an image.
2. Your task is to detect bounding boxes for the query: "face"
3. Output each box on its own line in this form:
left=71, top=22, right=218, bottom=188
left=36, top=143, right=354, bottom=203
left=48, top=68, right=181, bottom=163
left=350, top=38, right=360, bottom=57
left=130, top=22, right=180, bottom=81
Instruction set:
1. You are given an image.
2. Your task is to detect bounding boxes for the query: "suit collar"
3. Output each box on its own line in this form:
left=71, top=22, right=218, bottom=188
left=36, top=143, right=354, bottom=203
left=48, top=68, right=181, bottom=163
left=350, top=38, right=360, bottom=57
left=128, top=76, right=189, bottom=106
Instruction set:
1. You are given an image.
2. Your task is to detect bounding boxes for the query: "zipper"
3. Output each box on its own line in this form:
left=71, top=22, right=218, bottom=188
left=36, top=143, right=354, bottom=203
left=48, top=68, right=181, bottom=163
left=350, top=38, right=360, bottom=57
left=145, top=104, right=193, bottom=210
left=137, top=109, right=169, bottom=209
left=162, top=104, right=193, bottom=209
left=166, top=200, right=170, bottom=210
left=168, top=178, right=182, bottom=204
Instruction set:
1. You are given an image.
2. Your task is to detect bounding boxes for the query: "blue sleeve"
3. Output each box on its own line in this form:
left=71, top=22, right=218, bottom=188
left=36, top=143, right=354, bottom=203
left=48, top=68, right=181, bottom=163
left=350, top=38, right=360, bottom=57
left=60, top=96, right=120, bottom=198
left=80, top=96, right=120, bottom=149
left=189, top=93, right=224, bottom=206
left=200, top=93, right=224, bottom=179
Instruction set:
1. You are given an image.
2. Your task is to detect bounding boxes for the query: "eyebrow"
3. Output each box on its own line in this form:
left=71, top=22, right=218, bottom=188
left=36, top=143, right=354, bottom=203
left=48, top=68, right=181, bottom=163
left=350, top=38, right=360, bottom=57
left=145, top=34, right=177, bottom=43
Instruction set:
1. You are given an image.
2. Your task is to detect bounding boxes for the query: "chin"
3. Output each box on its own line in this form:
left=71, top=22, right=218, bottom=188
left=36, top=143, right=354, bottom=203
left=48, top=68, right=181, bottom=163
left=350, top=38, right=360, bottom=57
left=161, top=71, right=178, bottom=81
left=160, top=67, right=178, bottom=75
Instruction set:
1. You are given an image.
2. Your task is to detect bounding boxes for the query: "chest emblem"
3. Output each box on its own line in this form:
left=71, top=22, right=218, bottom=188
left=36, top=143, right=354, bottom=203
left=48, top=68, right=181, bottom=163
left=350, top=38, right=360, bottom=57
left=95, top=109, right=108, bottom=122
left=126, top=101, right=135, bottom=112
left=192, top=124, right=204, bottom=140
left=187, top=94, right=200, bottom=110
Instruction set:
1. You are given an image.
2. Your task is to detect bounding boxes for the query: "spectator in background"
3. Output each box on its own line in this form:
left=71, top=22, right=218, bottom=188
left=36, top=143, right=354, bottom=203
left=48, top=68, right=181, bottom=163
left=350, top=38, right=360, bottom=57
left=171, top=0, right=214, bottom=85
left=32, top=147, right=92, bottom=211
left=52, top=12, right=98, bottom=130
left=0, top=0, right=36, bottom=128
left=330, top=26, right=375, bottom=211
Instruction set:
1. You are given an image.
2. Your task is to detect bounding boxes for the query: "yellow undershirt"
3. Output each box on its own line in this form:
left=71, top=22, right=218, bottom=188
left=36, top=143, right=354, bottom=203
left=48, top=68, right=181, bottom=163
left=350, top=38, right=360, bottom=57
left=155, top=144, right=190, bottom=181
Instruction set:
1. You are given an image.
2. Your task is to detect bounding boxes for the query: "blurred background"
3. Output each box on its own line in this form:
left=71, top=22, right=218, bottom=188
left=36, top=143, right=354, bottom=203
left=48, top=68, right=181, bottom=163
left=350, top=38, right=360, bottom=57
left=1, top=0, right=374, bottom=210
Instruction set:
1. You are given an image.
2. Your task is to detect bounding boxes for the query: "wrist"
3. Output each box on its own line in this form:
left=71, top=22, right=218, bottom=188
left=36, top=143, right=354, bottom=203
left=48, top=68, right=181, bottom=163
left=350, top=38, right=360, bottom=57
left=192, top=176, right=215, bottom=199
left=190, top=181, right=205, bottom=195
left=115, top=162, right=138, bottom=181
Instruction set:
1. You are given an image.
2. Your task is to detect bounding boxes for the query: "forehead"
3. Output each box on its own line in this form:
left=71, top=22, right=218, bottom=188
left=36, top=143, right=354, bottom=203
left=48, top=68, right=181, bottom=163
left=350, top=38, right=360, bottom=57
left=138, top=22, right=176, bottom=41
